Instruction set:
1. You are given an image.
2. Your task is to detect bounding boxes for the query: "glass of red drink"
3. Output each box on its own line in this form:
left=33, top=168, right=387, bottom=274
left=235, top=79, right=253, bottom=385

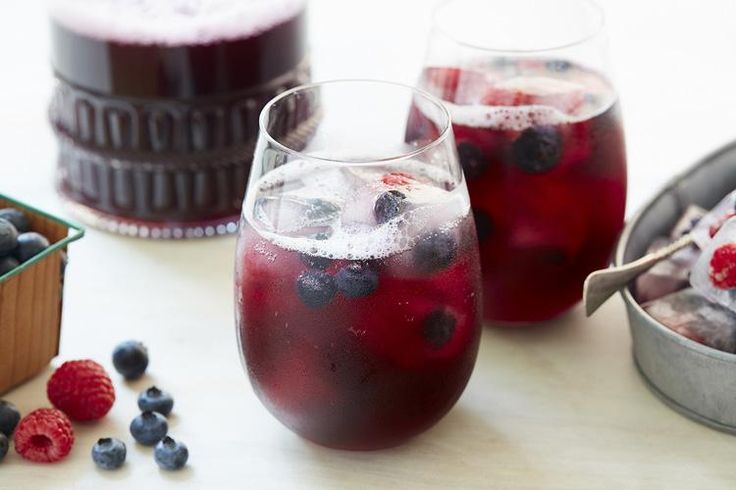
left=235, top=80, right=482, bottom=449
left=414, top=0, right=627, bottom=324
left=48, top=0, right=309, bottom=238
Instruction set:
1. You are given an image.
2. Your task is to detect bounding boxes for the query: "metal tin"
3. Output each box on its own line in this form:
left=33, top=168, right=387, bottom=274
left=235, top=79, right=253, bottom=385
left=617, top=140, right=736, bottom=433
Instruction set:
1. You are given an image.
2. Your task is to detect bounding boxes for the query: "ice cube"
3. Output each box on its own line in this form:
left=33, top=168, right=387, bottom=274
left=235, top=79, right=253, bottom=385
left=691, top=191, right=736, bottom=248
left=254, top=195, right=341, bottom=236
left=483, top=76, right=586, bottom=114
left=635, top=237, right=694, bottom=303
left=690, top=217, right=736, bottom=311
left=643, top=288, right=736, bottom=353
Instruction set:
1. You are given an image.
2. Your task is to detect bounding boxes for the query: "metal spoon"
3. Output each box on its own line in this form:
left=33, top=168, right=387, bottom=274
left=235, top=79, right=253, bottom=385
left=583, top=233, right=695, bottom=316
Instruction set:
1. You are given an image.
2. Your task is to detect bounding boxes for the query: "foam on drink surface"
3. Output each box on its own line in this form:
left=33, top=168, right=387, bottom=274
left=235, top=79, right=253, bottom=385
left=49, top=0, right=306, bottom=45
left=423, top=60, right=618, bottom=131
left=244, top=160, right=470, bottom=261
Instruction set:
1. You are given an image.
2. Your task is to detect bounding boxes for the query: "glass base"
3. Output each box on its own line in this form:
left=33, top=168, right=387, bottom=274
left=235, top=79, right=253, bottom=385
left=59, top=192, right=240, bottom=239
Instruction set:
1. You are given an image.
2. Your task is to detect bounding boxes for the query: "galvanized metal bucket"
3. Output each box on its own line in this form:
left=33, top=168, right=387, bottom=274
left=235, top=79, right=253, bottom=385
left=617, top=140, right=736, bottom=433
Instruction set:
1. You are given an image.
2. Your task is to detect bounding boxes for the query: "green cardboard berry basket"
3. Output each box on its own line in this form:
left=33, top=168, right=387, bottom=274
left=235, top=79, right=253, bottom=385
left=0, top=194, right=84, bottom=395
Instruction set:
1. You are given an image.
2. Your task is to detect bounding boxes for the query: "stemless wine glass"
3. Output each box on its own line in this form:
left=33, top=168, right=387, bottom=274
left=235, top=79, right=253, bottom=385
left=235, top=80, right=482, bottom=450
left=415, top=0, right=627, bottom=324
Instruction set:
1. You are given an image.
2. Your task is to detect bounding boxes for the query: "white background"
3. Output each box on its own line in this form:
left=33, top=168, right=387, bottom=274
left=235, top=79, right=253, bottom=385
left=2, top=1, right=736, bottom=489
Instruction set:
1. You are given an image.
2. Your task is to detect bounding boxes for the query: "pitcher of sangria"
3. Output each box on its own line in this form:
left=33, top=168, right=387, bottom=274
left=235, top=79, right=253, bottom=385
left=413, top=0, right=627, bottom=324
left=48, top=0, right=309, bottom=238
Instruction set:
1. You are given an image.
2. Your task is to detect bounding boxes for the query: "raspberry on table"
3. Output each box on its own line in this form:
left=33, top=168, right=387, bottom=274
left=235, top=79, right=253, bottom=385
left=14, top=408, right=74, bottom=463
left=47, top=360, right=116, bottom=421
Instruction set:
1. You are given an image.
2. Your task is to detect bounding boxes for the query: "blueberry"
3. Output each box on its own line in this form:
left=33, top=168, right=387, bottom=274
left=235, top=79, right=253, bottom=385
left=296, top=270, right=336, bottom=308
left=154, top=436, right=189, bottom=471
left=0, top=256, right=19, bottom=276
left=14, top=232, right=50, bottom=262
left=545, top=59, right=572, bottom=72
left=0, top=400, right=20, bottom=436
left=422, top=309, right=457, bottom=348
left=374, top=190, right=407, bottom=224
left=414, top=230, right=458, bottom=273
left=0, top=433, right=7, bottom=463
left=138, top=386, right=174, bottom=417
left=112, top=340, right=149, bottom=380
left=130, top=411, right=168, bottom=446
left=0, top=208, right=30, bottom=233
left=512, top=126, right=562, bottom=174
left=473, top=210, right=494, bottom=243
left=336, top=263, right=379, bottom=298
left=0, top=219, right=18, bottom=256
left=457, top=142, right=489, bottom=179
left=91, top=438, right=127, bottom=470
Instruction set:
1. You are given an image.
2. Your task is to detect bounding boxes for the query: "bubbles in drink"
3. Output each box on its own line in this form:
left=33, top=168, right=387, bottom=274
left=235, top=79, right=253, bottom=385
left=245, top=159, right=471, bottom=261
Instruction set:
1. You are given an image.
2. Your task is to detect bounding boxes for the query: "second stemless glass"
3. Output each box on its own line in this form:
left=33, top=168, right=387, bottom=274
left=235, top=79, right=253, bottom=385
left=416, top=0, right=627, bottom=324
left=235, top=81, right=482, bottom=450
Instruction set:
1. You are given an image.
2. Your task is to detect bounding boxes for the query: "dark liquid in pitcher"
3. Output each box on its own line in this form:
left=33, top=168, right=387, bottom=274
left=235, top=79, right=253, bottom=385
left=50, top=0, right=309, bottom=237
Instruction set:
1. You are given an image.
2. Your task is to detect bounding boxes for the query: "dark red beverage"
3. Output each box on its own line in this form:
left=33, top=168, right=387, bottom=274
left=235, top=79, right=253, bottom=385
left=49, top=0, right=309, bottom=238
left=236, top=161, right=481, bottom=449
left=415, top=60, right=627, bottom=323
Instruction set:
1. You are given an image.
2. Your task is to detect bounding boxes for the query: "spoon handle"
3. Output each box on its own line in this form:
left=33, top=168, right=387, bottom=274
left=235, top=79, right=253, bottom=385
left=583, top=233, right=695, bottom=317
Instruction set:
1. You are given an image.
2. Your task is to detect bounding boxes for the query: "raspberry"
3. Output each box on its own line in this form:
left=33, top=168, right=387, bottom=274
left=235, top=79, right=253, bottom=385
left=709, top=243, right=736, bottom=289
left=14, top=409, right=74, bottom=463
left=47, top=360, right=115, bottom=421
left=381, top=172, right=415, bottom=187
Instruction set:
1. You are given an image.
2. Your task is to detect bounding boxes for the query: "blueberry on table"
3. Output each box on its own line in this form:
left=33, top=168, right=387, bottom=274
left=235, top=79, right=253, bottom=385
left=130, top=411, right=168, bottom=446
left=0, top=400, right=21, bottom=436
left=422, top=309, right=457, bottom=349
left=374, top=190, right=407, bottom=224
left=0, top=208, right=30, bottom=233
left=91, top=438, right=127, bottom=470
left=14, top=232, right=50, bottom=262
left=414, top=230, right=458, bottom=273
left=138, top=386, right=174, bottom=417
left=154, top=436, right=189, bottom=470
left=112, top=340, right=149, bottom=380
left=336, top=263, right=379, bottom=298
left=296, top=270, right=336, bottom=308
left=0, top=433, right=7, bottom=463
left=0, top=256, right=19, bottom=276
left=457, top=142, right=489, bottom=180
left=0, top=218, right=18, bottom=256
left=512, top=126, right=562, bottom=174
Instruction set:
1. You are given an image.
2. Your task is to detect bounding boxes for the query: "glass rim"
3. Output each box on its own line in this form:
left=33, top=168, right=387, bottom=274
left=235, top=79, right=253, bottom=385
left=432, top=0, right=606, bottom=54
left=258, top=79, right=453, bottom=165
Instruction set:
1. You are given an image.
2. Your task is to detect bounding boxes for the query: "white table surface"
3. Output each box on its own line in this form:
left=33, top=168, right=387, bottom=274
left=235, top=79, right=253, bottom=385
left=3, top=1, right=736, bottom=488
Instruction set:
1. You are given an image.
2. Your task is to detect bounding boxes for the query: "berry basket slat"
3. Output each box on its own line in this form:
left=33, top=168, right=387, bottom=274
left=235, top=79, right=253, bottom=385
left=0, top=194, right=84, bottom=395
